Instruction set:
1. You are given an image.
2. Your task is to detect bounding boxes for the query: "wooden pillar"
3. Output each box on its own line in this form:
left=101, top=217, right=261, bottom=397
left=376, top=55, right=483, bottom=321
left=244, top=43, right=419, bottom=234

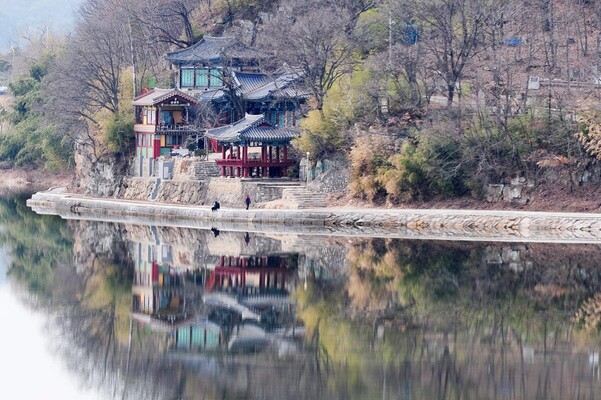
left=276, top=146, right=280, bottom=162
left=243, top=146, right=249, bottom=177
left=283, top=145, right=288, bottom=161
left=221, top=166, right=226, bottom=177
left=268, top=146, right=273, bottom=162
left=229, top=146, right=234, bottom=159
left=222, top=146, right=226, bottom=159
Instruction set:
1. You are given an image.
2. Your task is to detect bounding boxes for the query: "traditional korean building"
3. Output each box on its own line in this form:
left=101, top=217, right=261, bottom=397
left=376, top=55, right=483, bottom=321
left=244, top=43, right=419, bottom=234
left=204, top=113, right=297, bottom=178
left=133, top=36, right=306, bottom=179
left=167, top=37, right=305, bottom=178
left=133, top=89, right=199, bottom=176
left=164, top=36, right=267, bottom=124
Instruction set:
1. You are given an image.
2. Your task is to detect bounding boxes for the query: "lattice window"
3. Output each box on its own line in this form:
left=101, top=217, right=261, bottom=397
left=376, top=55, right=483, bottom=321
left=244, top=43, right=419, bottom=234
left=180, top=69, right=194, bottom=87
left=195, top=69, right=208, bottom=87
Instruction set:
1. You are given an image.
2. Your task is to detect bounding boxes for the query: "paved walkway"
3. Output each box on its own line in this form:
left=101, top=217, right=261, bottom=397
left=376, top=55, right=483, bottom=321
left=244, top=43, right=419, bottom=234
left=26, top=190, right=601, bottom=243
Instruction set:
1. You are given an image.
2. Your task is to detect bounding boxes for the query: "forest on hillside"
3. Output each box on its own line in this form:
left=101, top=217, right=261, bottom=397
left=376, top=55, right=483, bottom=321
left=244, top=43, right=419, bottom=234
left=2, top=0, right=601, bottom=204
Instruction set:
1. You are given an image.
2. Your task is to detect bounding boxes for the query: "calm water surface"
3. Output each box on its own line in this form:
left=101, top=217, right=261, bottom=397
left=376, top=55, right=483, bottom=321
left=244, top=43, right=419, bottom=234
left=2, top=195, right=601, bottom=399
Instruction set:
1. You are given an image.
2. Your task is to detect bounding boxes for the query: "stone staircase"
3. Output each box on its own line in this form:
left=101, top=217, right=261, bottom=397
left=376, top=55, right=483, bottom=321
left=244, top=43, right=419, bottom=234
left=281, top=187, right=328, bottom=208
left=150, top=178, right=161, bottom=200
left=194, top=161, right=221, bottom=179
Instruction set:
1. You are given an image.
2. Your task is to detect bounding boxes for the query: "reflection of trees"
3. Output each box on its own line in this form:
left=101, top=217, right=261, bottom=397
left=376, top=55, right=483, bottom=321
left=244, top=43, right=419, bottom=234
left=293, top=239, right=601, bottom=399
left=0, top=194, right=73, bottom=296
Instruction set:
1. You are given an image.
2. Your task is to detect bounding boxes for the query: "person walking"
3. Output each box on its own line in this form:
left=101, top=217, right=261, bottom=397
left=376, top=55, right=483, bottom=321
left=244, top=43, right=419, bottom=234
left=245, top=195, right=251, bottom=210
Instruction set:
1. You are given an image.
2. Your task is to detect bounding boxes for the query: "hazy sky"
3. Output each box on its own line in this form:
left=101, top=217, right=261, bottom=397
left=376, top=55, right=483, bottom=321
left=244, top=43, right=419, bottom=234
left=0, top=247, right=103, bottom=400
left=0, top=287, right=103, bottom=399
left=0, top=0, right=83, bottom=52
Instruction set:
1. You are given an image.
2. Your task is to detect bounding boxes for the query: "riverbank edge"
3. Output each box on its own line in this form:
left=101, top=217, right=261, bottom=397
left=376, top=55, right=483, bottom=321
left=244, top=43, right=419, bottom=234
left=25, top=189, right=601, bottom=243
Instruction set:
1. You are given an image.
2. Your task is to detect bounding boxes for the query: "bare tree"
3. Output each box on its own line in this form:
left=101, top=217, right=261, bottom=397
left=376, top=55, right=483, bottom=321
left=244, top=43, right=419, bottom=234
left=258, top=0, right=359, bottom=112
left=43, top=0, right=133, bottom=167
left=399, top=0, right=493, bottom=106
left=130, top=0, right=198, bottom=48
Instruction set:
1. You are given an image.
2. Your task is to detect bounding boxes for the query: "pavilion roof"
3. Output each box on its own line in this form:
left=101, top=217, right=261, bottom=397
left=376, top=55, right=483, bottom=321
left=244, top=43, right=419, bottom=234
left=165, top=36, right=264, bottom=65
left=234, top=66, right=309, bottom=101
left=133, top=88, right=198, bottom=106
left=205, top=114, right=299, bottom=144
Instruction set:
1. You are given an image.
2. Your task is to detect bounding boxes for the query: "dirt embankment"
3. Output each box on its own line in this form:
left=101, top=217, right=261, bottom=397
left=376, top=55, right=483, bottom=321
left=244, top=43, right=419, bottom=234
left=331, top=182, right=601, bottom=214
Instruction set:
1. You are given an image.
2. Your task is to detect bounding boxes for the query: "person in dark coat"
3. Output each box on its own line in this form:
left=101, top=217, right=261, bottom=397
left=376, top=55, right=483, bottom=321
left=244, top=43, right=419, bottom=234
left=211, top=201, right=220, bottom=211
left=245, top=195, right=251, bottom=210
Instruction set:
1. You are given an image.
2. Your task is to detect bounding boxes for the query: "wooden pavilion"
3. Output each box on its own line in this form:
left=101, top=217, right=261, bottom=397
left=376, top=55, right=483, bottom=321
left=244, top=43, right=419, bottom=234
left=205, top=114, right=298, bottom=178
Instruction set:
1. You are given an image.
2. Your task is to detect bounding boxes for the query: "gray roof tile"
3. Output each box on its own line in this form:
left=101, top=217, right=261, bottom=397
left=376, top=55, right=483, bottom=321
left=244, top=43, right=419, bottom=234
left=205, top=114, right=299, bottom=143
left=165, top=36, right=264, bottom=65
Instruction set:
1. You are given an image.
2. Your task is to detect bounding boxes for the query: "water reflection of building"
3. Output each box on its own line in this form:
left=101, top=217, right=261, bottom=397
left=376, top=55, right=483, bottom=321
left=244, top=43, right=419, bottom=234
left=207, top=255, right=291, bottom=299
left=127, top=229, right=302, bottom=355
left=131, top=240, right=202, bottom=324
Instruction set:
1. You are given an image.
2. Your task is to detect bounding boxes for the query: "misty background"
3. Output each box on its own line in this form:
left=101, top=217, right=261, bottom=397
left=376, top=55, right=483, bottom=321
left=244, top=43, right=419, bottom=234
left=0, top=0, right=82, bottom=52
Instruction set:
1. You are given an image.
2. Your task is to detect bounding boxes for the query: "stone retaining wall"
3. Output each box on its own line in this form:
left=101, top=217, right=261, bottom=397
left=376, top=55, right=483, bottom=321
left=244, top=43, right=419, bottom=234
left=26, top=191, right=601, bottom=243
left=122, top=176, right=293, bottom=206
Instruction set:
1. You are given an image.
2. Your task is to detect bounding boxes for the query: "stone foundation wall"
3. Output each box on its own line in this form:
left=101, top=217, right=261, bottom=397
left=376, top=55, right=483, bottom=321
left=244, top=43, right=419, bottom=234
left=155, top=180, right=208, bottom=203
left=122, top=178, right=155, bottom=201
left=121, top=176, right=289, bottom=206
left=486, top=177, right=533, bottom=204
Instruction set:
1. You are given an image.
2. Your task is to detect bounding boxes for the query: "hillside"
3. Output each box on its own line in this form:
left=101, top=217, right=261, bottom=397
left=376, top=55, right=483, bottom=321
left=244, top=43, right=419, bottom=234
left=3, top=0, right=601, bottom=210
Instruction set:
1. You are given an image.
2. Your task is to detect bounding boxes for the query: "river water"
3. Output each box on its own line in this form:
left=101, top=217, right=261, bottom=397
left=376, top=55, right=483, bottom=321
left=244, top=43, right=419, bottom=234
left=2, top=194, right=601, bottom=399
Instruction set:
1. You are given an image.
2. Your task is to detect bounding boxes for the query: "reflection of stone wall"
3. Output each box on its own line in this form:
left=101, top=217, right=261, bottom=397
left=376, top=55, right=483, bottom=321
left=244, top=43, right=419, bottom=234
left=122, top=225, right=292, bottom=270
left=282, top=235, right=350, bottom=280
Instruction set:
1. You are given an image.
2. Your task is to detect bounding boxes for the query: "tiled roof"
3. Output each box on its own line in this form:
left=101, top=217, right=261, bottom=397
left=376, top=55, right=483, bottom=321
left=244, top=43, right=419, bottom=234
left=205, top=114, right=299, bottom=144
left=234, top=72, right=272, bottom=95
left=133, top=89, right=198, bottom=106
left=197, top=88, right=226, bottom=102
left=165, top=36, right=264, bottom=65
left=240, top=67, right=309, bottom=101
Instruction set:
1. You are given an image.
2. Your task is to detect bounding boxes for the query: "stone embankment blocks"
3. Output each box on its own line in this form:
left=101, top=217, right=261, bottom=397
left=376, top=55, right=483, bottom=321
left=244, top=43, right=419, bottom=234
left=26, top=191, right=601, bottom=243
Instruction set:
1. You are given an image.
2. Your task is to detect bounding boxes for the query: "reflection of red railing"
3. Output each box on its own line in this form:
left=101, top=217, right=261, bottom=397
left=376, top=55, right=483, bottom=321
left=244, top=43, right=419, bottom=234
left=207, top=266, right=290, bottom=292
